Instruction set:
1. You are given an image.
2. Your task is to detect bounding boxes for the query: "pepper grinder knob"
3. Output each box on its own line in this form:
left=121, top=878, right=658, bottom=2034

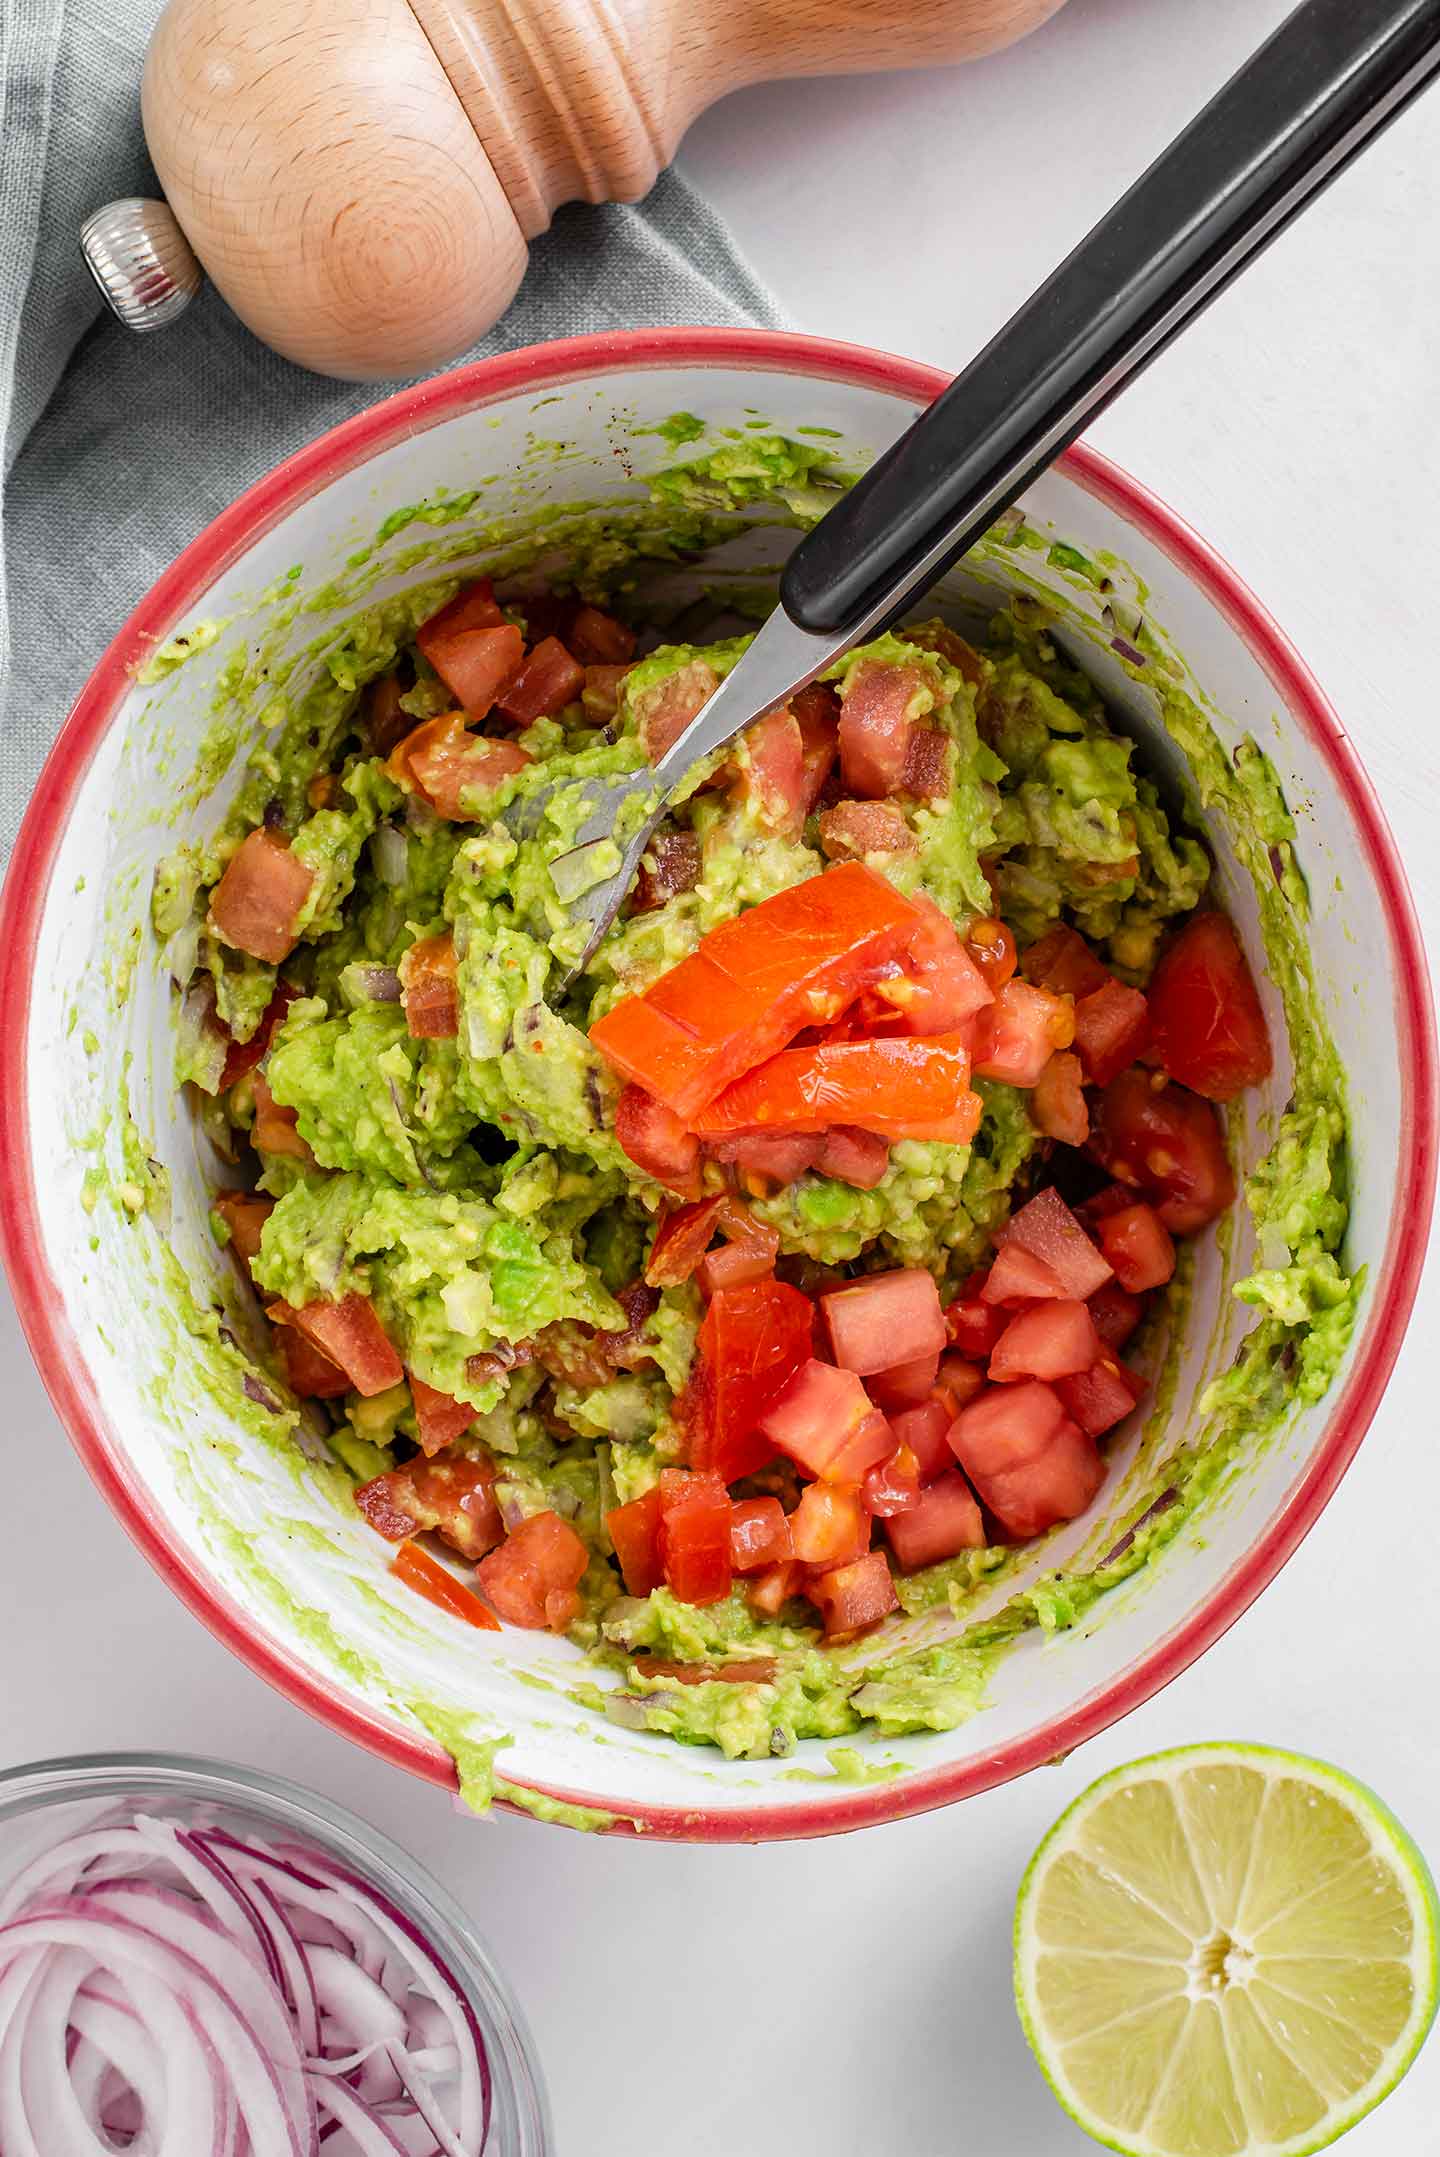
left=79, top=197, right=205, bottom=333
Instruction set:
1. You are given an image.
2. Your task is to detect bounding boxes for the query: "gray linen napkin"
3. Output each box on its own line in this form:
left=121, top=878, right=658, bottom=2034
left=0, top=0, right=785, bottom=859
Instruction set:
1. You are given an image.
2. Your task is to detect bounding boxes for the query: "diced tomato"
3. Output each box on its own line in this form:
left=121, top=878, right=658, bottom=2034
left=933, top=1354, right=987, bottom=1417
left=1031, top=1050, right=1090, bottom=1145
left=635, top=660, right=719, bottom=762
left=979, top=1245, right=1068, bottom=1305
left=409, top=1375, right=476, bottom=1456
left=838, top=661, right=930, bottom=797
left=814, top=1126, right=891, bottom=1189
left=657, top=1469, right=733, bottom=1606
left=901, top=726, right=950, bottom=799
left=1075, top=1182, right=1138, bottom=1229
left=997, top=1186, right=1113, bottom=1298
left=213, top=1190, right=273, bottom=1271
left=644, top=1196, right=724, bottom=1288
left=1089, top=1068, right=1236, bottom=1232
left=208, top=830, right=314, bottom=964
left=250, top=1070, right=310, bottom=1159
left=976, top=1419, right=1106, bottom=1538
left=615, top=1085, right=701, bottom=1197
left=818, top=800, right=918, bottom=859
left=748, top=1560, right=804, bottom=1617
left=730, top=1497, right=793, bottom=1573
left=567, top=604, right=637, bottom=665
left=590, top=862, right=922, bottom=1121
left=277, top=1325, right=349, bottom=1399
left=759, top=1359, right=895, bottom=1484
left=738, top=708, right=807, bottom=835
left=862, top=1443, right=922, bottom=1517
left=875, top=895, right=994, bottom=1038
left=888, top=1398, right=959, bottom=1481
left=885, top=1472, right=985, bottom=1570
left=417, top=579, right=504, bottom=652
left=688, top=1278, right=814, bottom=1484
left=1096, top=1203, right=1176, bottom=1292
left=1057, top=1356, right=1146, bottom=1438
left=580, top=662, right=635, bottom=722
left=1073, top=978, right=1151, bottom=1087
left=400, top=932, right=458, bottom=1040
left=989, top=1299, right=1101, bottom=1383
left=972, top=979, right=1075, bottom=1087
left=607, top=1487, right=664, bottom=1596
left=219, top=982, right=300, bottom=1090
left=419, top=622, right=523, bottom=720
left=276, top=1293, right=404, bottom=1397
left=494, top=635, right=584, bottom=725
left=806, top=1550, right=897, bottom=1639
left=948, top=1377, right=1068, bottom=1480
left=1147, top=911, right=1273, bottom=1101
left=356, top=1451, right=501, bottom=1560
left=791, top=682, right=841, bottom=813
left=631, top=828, right=701, bottom=915
left=631, top=1656, right=778, bottom=1685
left=388, top=712, right=533, bottom=819
left=478, top=1510, right=589, bottom=1630
left=695, top=1198, right=781, bottom=1297
left=822, top=1269, right=946, bottom=1376
left=695, top=1033, right=981, bottom=1146
left=789, top=1482, right=871, bottom=1569
left=709, top=1132, right=819, bottom=1195
left=1089, top=1282, right=1146, bottom=1351
left=866, top=1348, right=941, bottom=1414
left=944, top=1273, right=1007, bottom=1356
left=964, top=916, right=1018, bottom=992
left=364, top=672, right=413, bottom=755
left=1021, top=925, right=1109, bottom=999
left=392, top=1541, right=500, bottom=1630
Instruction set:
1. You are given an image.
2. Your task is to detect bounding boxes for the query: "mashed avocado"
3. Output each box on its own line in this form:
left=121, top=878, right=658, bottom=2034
left=157, top=432, right=1358, bottom=1786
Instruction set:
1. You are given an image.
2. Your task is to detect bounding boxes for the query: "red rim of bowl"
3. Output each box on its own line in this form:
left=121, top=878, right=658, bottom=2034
left=0, top=328, right=1433, bottom=1841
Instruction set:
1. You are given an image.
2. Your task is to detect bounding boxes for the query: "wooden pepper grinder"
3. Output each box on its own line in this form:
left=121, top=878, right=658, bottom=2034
left=81, top=0, right=1066, bottom=382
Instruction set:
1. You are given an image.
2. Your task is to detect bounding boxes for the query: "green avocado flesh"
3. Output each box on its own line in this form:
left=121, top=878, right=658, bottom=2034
left=150, top=429, right=1357, bottom=1808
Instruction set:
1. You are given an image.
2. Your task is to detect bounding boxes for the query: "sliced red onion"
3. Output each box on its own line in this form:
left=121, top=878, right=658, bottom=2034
left=311, top=2072, right=409, bottom=2154
left=1110, top=635, right=1148, bottom=667
left=354, top=965, right=403, bottom=1005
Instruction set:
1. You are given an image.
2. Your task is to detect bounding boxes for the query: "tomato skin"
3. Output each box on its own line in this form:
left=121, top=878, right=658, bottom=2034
left=410, top=1376, right=477, bottom=1456
left=615, top=1086, right=701, bottom=1198
left=997, top=1186, right=1113, bottom=1299
left=789, top=1482, right=871, bottom=1569
left=972, top=980, right=1075, bottom=1087
left=689, top=1279, right=814, bottom=1485
left=806, top=1551, right=898, bottom=1639
left=658, top=1469, right=734, bottom=1606
left=729, top=1497, right=793, bottom=1573
left=478, top=1510, right=589, bottom=1630
left=607, top=1488, right=664, bottom=1596
left=822, top=1269, right=947, bottom=1376
left=1057, top=1357, right=1146, bottom=1438
left=988, top=1299, right=1102, bottom=1384
left=1032, top=1050, right=1090, bottom=1146
left=884, top=1472, right=985, bottom=1570
left=759, top=1359, right=895, bottom=1484
left=392, top=1541, right=500, bottom=1630
left=694, top=1033, right=981, bottom=1147
left=400, top=932, right=458, bottom=1040
left=1088, top=1282, right=1146, bottom=1352
left=1089, top=1068, right=1236, bottom=1232
left=1147, top=912, right=1273, bottom=1101
left=208, top=830, right=314, bottom=964
left=1096, top=1203, right=1176, bottom=1292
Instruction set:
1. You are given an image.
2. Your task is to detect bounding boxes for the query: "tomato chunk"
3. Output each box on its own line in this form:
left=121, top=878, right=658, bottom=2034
left=356, top=1451, right=501, bottom=1561
left=885, top=1473, right=985, bottom=1570
left=862, top=1444, right=923, bottom=1518
left=709, top=1132, right=819, bottom=1195
left=866, top=1348, right=941, bottom=1414
left=695, top=1199, right=781, bottom=1297
left=972, top=979, right=1075, bottom=1087
left=819, top=800, right=917, bottom=859
left=417, top=579, right=503, bottom=653
left=214, top=1190, right=273, bottom=1271
left=1031, top=1050, right=1090, bottom=1146
left=997, top=1186, right=1113, bottom=1298
left=495, top=635, right=585, bottom=724
left=877, top=896, right=994, bottom=1037
left=615, top=1086, right=701, bottom=1197
left=581, top=663, right=635, bottom=722
left=1089, top=1068, right=1236, bottom=1232
left=822, top=1269, right=946, bottom=1376
left=965, top=917, right=1018, bottom=992
left=568, top=604, right=637, bottom=665
left=1020, top=924, right=1109, bottom=999
left=219, top=981, right=300, bottom=1090
left=400, top=932, right=458, bottom=1040
left=389, top=712, right=533, bottom=819
left=694, top=1033, right=981, bottom=1146
left=979, top=1245, right=1067, bottom=1306
left=1147, top=911, right=1273, bottom=1101
left=791, top=682, right=841, bottom=812
left=1073, top=978, right=1151, bottom=1087
left=977, top=1419, right=1106, bottom=1538
left=1057, top=1357, right=1146, bottom=1438
left=1089, top=1282, right=1146, bottom=1351
left=729, top=1497, right=793, bottom=1573
left=944, top=1273, right=1007, bottom=1356
left=1096, top=1203, right=1176, bottom=1292
left=607, top=1487, right=664, bottom=1596
left=631, top=829, right=701, bottom=915
left=478, top=1510, right=589, bottom=1630
left=806, top=1551, right=898, bottom=1639
left=838, top=661, right=929, bottom=797
left=420, top=623, right=523, bottom=720
left=635, top=660, right=719, bottom=762
left=759, top=1359, right=895, bottom=1483
left=989, top=1299, right=1102, bottom=1383
left=789, top=1482, right=871, bottom=1569
left=887, top=1398, right=959, bottom=1482
left=688, top=1278, right=814, bottom=1484
left=748, top=1562, right=804, bottom=1618
left=901, top=726, right=951, bottom=799
left=658, top=1469, right=733, bottom=1606
left=251, top=1070, right=310, bottom=1160
left=392, top=1541, right=500, bottom=1630
left=208, top=830, right=314, bottom=964
left=948, top=1378, right=1068, bottom=1480
left=277, top=1326, right=348, bottom=1400
left=278, top=1294, right=403, bottom=1397
left=738, top=708, right=807, bottom=835
left=644, top=1196, right=724, bottom=1288
left=590, top=863, right=922, bottom=1121
left=933, top=1354, right=987, bottom=1417
left=814, top=1126, right=891, bottom=1189
left=409, top=1375, right=475, bottom=1456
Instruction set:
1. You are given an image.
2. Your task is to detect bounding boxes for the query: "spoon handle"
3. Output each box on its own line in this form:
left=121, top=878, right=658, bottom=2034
left=781, top=0, right=1440, bottom=638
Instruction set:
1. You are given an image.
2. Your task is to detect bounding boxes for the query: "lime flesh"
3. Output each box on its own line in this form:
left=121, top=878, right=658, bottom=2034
left=1014, top=1743, right=1439, bottom=2157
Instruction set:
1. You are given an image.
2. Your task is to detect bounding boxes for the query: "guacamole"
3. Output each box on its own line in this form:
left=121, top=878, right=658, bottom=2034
left=158, top=435, right=1356, bottom=1781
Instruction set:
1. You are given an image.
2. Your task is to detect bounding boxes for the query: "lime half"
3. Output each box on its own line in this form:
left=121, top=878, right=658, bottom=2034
left=1015, top=1743, right=1439, bottom=2157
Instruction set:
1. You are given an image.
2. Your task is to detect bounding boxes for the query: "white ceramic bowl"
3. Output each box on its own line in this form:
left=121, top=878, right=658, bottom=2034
left=1, top=331, right=1433, bottom=1839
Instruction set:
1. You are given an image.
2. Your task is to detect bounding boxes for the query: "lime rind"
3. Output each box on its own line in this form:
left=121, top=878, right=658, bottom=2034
left=1014, top=1742, right=1440, bottom=2157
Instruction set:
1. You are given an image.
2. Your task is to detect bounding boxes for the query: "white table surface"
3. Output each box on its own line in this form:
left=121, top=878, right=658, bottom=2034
left=6, top=1, right=1440, bottom=2149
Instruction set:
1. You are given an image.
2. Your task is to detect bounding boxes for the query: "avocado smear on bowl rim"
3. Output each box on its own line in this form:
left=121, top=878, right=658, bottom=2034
left=150, top=427, right=1357, bottom=1806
